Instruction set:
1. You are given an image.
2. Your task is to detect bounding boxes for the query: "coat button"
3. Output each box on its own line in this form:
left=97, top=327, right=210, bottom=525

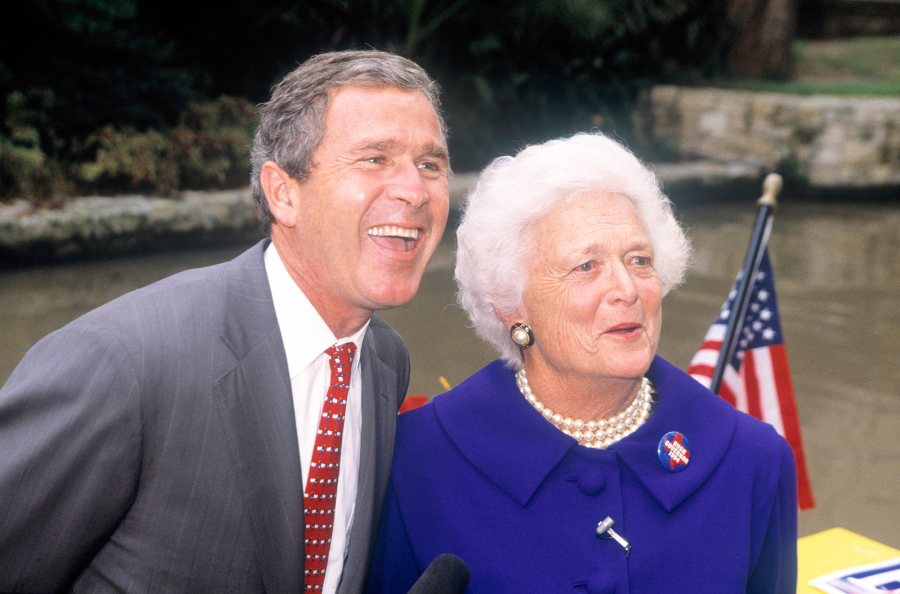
left=586, top=573, right=618, bottom=593
left=577, top=468, right=607, bottom=495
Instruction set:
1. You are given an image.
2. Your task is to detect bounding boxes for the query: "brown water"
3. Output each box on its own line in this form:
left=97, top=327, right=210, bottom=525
left=1, top=198, right=898, bottom=548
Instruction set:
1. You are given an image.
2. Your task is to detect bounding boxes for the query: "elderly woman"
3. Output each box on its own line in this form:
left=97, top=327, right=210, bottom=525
left=368, top=132, right=798, bottom=593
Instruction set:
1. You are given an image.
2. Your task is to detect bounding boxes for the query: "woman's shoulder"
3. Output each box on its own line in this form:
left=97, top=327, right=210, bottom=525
left=650, top=355, right=791, bottom=458
left=397, top=360, right=513, bottom=435
left=393, top=359, right=529, bottom=472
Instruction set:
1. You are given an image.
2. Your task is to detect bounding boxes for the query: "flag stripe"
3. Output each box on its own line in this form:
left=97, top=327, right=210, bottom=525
left=704, top=324, right=726, bottom=341
left=751, top=348, right=786, bottom=436
left=717, top=383, right=737, bottom=408
left=722, top=367, right=746, bottom=412
left=690, top=349, right=722, bottom=369
left=768, top=344, right=815, bottom=510
left=743, top=351, right=763, bottom=421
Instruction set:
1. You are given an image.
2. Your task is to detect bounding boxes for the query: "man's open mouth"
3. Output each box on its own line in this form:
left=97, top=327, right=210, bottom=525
left=368, top=225, right=420, bottom=252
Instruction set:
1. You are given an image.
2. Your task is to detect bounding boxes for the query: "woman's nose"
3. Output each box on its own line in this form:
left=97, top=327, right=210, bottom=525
left=605, top=261, right=639, bottom=304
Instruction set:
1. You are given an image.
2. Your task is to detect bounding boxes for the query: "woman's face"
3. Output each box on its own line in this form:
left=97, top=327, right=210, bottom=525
left=516, top=192, right=662, bottom=382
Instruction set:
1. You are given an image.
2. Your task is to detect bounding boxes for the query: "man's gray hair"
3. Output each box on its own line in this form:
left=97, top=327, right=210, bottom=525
left=250, top=50, right=446, bottom=228
left=455, top=131, right=692, bottom=368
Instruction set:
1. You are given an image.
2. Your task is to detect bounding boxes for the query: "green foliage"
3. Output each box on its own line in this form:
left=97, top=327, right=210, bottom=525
left=74, top=96, right=257, bottom=197
left=56, top=0, right=137, bottom=34
left=79, top=127, right=177, bottom=194
left=434, top=0, right=726, bottom=168
left=0, top=139, right=71, bottom=207
left=170, top=97, right=258, bottom=190
left=0, top=0, right=201, bottom=138
left=0, top=0, right=731, bottom=200
left=0, top=92, right=256, bottom=201
left=277, top=0, right=727, bottom=168
left=0, top=90, right=71, bottom=204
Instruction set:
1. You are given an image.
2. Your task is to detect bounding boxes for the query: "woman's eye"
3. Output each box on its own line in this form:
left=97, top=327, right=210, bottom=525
left=632, top=256, right=652, bottom=266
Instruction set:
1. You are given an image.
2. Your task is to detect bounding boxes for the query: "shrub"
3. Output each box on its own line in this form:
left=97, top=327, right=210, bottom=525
left=75, top=96, right=257, bottom=196
left=169, top=96, right=258, bottom=190
left=78, top=126, right=177, bottom=195
left=0, top=137, right=71, bottom=206
left=2, top=0, right=736, bottom=201
left=0, top=90, right=71, bottom=204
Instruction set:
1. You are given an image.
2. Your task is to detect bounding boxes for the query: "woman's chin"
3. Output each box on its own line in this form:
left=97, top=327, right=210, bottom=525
left=597, top=352, right=655, bottom=380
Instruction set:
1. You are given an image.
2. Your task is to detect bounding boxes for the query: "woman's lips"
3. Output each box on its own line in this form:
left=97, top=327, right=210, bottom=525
left=606, top=323, right=642, bottom=337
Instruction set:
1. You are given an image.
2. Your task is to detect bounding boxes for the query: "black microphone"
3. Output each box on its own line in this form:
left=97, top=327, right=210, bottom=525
left=407, top=553, right=471, bottom=594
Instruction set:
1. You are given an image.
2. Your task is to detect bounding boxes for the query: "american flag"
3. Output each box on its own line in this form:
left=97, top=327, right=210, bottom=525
left=687, top=249, right=815, bottom=510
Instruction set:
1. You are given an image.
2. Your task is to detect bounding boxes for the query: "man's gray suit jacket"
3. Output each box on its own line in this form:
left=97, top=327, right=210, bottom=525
left=0, top=240, right=410, bottom=592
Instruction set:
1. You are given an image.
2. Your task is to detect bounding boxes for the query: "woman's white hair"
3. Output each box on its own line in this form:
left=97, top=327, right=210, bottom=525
left=455, top=131, right=692, bottom=368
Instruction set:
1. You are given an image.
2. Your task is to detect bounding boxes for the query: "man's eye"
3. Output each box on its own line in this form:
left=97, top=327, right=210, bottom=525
left=366, top=156, right=386, bottom=165
left=632, top=256, right=652, bottom=266
left=577, top=261, right=593, bottom=272
left=418, top=161, right=439, bottom=172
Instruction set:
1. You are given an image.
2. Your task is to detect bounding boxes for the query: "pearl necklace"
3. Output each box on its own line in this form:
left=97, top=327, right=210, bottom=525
left=515, top=369, right=653, bottom=449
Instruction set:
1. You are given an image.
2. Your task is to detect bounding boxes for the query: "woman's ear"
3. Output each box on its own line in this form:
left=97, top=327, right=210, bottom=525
left=496, top=304, right=535, bottom=349
left=492, top=304, right=522, bottom=330
left=259, top=161, right=299, bottom=227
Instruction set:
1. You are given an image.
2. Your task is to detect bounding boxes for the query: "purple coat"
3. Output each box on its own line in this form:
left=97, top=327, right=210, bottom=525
left=368, top=356, right=797, bottom=593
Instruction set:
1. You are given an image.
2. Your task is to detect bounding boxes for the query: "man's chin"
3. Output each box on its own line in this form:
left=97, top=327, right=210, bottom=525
left=364, top=284, right=422, bottom=311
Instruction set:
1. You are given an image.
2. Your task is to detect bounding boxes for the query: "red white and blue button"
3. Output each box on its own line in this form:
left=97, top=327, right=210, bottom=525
left=658, top=431, right=691, bottom=472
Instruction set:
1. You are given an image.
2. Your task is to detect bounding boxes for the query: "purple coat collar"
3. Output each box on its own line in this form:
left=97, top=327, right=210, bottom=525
left=432, top=356, right=739, bottom=512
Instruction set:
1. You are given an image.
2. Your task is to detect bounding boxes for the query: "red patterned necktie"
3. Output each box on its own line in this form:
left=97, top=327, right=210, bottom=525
left=304, top=342, right=356, bottom=591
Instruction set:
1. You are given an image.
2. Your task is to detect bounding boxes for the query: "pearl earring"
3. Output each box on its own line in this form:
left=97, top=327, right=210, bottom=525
left=510, top=322, right=535, bottom=348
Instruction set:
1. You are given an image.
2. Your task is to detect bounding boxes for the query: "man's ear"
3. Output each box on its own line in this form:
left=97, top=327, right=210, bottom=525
left=259, top=161, right=299, bottom=227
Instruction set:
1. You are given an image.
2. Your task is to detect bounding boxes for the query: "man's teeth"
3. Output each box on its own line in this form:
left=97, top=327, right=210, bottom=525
left=368, top=226, right=419, bottom=240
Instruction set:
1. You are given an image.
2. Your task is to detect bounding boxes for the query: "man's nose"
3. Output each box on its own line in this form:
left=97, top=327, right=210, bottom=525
left=386, top=161, right=428, bottom=207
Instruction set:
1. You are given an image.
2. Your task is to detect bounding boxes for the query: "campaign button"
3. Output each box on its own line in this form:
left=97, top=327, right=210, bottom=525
left=657, top=431, right=691, bottom=472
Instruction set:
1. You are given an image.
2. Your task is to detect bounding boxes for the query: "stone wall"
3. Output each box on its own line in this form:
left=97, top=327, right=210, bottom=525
left=0, top=175, right=482, bottom=263
left=0, top=189, right=262, bottom=262
left=0, top=165, right=768, bottom=263
left=646, top=85, right=900, bottom=189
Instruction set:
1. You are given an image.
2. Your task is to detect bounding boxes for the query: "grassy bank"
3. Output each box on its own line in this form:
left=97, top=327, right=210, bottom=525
left=716, top=35, right=900, bottom=96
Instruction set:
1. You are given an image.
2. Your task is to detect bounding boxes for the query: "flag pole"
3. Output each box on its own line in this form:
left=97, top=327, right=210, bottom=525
left=709, top=173, right=783, bottom=394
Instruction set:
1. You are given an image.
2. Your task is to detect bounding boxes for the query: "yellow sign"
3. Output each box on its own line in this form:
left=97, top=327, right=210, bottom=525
left=798, top=527, right=900, bottom=594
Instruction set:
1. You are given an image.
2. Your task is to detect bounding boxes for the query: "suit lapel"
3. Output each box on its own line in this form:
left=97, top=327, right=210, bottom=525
left=213, top=241, right=305, bottom=593
left=337, top=324, right=401, bottom=593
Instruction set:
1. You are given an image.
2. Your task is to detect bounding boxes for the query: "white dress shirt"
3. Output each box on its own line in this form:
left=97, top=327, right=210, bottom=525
left=264, top=243, right=368, bottom=594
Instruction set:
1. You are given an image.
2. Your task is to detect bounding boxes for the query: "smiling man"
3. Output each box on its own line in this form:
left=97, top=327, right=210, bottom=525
left=0, top=51, right=449, bottom=593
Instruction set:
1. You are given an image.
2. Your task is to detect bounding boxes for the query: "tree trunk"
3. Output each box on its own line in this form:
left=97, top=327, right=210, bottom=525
left=727, top=0, right=799, bottom=79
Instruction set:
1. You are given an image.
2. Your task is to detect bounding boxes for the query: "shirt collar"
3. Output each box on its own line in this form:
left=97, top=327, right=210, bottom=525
left=264, top=243, right=369, bottom=377
left=432, top=356, right=738, bottom=512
